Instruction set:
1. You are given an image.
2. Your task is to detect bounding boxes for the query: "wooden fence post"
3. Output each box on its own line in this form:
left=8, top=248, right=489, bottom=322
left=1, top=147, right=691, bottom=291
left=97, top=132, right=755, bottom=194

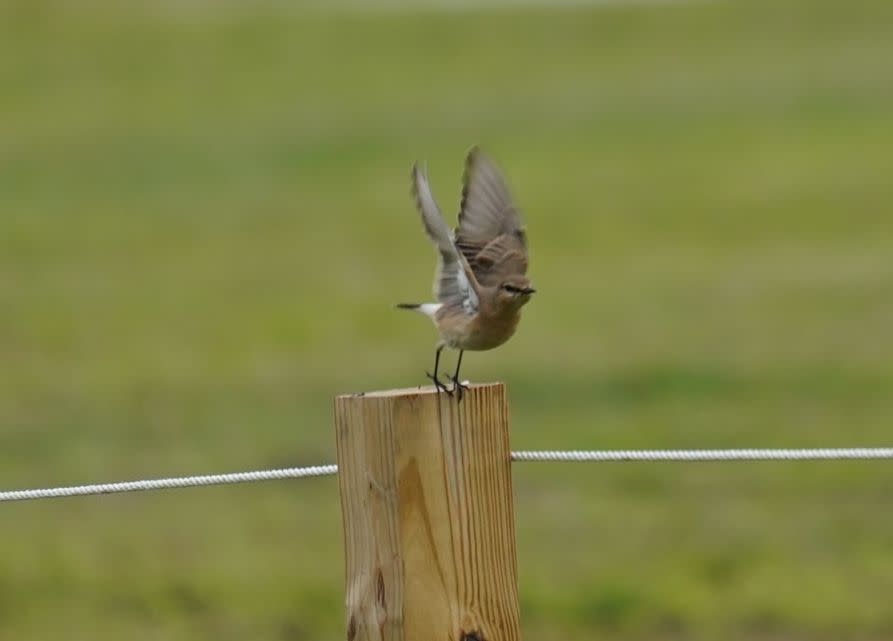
left=334, top=383, right=521, bottom=641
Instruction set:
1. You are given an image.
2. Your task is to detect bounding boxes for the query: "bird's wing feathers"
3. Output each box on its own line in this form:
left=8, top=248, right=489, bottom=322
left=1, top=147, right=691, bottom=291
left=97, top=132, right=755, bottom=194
left=469, top=235, right=528, bottom=287
left=455, top=147, right=528, bottom=286
left=411, top=164, right=480, bottom=314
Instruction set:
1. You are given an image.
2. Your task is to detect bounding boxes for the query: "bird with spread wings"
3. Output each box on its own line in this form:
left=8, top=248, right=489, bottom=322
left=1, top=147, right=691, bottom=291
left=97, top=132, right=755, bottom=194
left=397, top=147, right=535, bottom=398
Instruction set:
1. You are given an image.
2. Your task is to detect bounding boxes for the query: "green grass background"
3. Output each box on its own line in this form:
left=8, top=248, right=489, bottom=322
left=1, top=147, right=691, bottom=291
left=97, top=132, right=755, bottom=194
left=2, top=1, right=892, bottom=639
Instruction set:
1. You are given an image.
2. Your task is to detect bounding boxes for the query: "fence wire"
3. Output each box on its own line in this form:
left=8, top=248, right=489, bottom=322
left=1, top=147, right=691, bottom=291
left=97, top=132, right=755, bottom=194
left=2, top=448, right=892, bottom=503
left=511, top=447, right=893, bottom=463
left=0, top=465, right=338, bottom=503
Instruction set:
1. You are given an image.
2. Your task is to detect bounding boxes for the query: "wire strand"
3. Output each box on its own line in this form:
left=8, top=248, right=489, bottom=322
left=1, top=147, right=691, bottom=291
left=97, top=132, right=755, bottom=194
left=510, top=448, right=893, bottom=463
left=0, top=464, right=338, bottom=502
left=2, top=448, right=892, bottom=502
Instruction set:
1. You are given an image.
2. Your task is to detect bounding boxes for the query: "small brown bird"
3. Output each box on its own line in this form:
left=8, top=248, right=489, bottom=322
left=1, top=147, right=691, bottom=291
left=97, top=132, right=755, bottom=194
left=397, top=147, right=535, bottom=397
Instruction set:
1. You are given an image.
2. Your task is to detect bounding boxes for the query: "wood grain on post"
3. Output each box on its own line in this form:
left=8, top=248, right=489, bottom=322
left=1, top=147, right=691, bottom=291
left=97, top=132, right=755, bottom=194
left=335, top=382, right=520, bottom=641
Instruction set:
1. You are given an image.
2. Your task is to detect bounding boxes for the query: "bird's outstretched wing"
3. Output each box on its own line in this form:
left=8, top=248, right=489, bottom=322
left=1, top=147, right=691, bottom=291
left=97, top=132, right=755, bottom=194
left=454, top=147, right=528, bottom=287
left=411, top=164, right=480, bottom=315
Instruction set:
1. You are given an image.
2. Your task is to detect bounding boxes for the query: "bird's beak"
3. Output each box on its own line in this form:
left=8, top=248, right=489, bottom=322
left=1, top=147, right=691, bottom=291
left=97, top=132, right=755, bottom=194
left=521, top=287, right=536, bottom=295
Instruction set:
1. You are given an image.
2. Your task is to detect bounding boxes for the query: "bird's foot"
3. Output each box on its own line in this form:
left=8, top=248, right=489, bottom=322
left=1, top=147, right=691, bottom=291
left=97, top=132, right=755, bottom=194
left=426, top=371, right=453, bottom=396
left=450, top=377, right=469, bottom=401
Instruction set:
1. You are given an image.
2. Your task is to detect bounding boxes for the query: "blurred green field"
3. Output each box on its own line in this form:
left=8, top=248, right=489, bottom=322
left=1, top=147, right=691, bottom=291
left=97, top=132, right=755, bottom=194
left=2, top=1, right=893, bottom=639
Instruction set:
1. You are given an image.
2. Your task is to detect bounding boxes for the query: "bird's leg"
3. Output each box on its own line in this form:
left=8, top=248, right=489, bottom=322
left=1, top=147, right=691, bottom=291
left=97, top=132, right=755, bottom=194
left=450, top=350, right=469, bottom=401
left=426, top=344, right=452, bottom=396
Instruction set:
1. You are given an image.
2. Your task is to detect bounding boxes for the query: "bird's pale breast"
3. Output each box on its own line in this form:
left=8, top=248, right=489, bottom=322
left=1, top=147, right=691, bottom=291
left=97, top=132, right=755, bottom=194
left=437, top=308, right=521, bottom=351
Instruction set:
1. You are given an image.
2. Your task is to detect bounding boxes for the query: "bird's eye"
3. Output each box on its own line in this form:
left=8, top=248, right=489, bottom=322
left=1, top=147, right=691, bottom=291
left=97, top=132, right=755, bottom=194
left=503, top=284, right=520, bottom=294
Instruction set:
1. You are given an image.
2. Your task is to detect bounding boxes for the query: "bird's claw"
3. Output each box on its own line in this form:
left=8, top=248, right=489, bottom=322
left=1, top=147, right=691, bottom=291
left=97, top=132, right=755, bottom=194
left=426, top=371, right=453, bottom=396
left=450, top=377, right=469, bottom=401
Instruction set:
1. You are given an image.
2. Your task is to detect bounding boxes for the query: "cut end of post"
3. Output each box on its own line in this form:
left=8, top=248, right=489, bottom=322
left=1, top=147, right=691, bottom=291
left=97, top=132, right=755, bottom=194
left=336, top=381, right=504, bottom=400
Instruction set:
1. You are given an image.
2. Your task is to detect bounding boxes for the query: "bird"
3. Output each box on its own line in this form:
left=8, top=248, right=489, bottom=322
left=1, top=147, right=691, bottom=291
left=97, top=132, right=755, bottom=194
left=397, top=147, right=535, bottom=399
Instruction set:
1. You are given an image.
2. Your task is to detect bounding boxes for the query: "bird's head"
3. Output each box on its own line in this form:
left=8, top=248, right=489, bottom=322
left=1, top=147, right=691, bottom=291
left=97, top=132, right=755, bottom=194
left=496, top=276, right=536, bottom=309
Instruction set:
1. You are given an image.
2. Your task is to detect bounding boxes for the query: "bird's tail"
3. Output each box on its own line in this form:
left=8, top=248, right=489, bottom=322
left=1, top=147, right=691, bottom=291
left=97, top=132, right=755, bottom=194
left=395, top=302, right=442, bottom=318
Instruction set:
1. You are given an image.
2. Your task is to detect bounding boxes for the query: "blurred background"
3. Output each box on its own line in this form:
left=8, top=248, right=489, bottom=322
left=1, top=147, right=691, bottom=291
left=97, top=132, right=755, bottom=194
left=2, top=0, right=892, bottom=639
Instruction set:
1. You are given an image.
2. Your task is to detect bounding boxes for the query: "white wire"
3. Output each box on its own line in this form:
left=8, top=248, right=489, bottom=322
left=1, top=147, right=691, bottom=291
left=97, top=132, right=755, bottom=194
left=0, top=464, right=338, bottom=502
left=3, top=448, right=892, bottom=503
left=510, top=448, right=893, bottom=462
